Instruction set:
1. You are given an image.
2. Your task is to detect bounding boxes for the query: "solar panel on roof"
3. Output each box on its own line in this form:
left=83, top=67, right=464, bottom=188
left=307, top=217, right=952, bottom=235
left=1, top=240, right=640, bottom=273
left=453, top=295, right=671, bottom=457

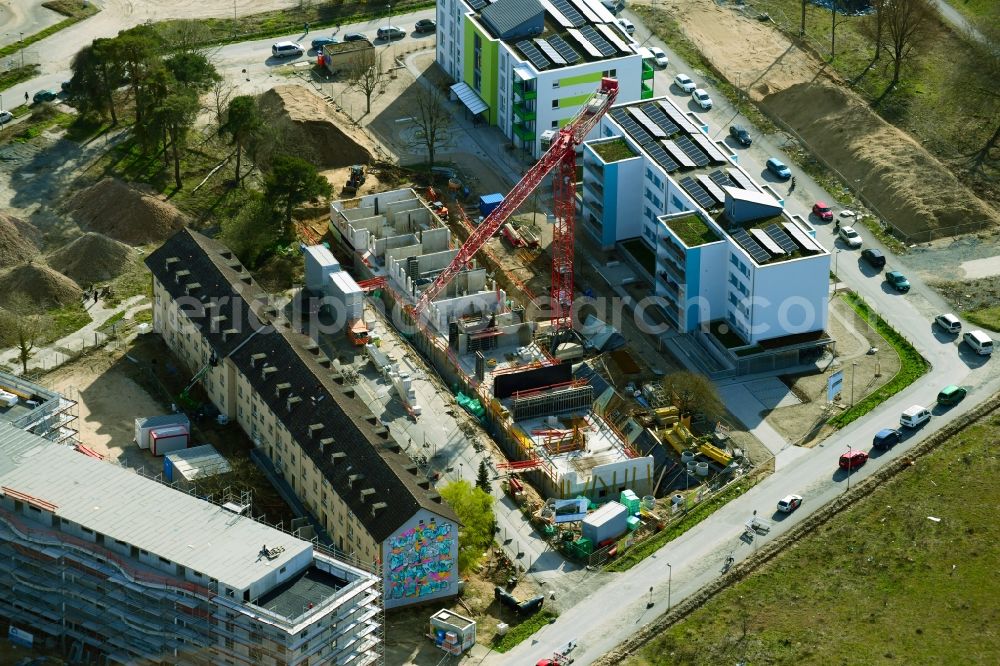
left=551, top=0, right=587, bottom=26
left=680, top=176, right=716, bottom=210
left=727, top=168, right=758, bottom=192
left=639, top=104, right=679, bottom=137
left=629, top=108, right=665, bottom=138
left=567, top=27, right=603, bottom=58
left=580, top=24, right=616, bottom=57
left=657, top=100, right=698, bottom=134
left=547, top=35, right=581, bottom=64
left=535, top=38, right=566, bottom=65
left=675, top=135, right=710, bottom=167
left=782, top=222, right=820, bottom=253
left=765, top=224, right=798, bottom=254
left=696, top=174, right=726, bottom=203
left=751, top=228, right=785, bottom=256
left=468, top=0, right=487, bottom=9
left=595, top=22, right=631, bottom=53
left=568, top=0, right=602, bottom=22
left=647, top=144, right=679, bottom=172
left=689, top=132, right=727, bottom=164
left=517, top=40, right=551, bottom=70
left=709, top=169, right=735, bottom=191
left=663, top=140, right=696, bottom=169
left=732, top=228, right=771, bottom=264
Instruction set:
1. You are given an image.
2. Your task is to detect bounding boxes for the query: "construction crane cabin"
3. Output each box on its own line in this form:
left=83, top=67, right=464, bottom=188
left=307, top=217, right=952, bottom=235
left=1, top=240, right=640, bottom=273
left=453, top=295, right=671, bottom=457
left=410, top=78, right=620, bottom=354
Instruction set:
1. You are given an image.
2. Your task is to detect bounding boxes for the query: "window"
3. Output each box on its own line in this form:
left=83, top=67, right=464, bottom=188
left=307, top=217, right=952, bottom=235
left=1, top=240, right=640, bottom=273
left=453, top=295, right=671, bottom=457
left=81, top=526, right=93, bottom=534
left=551, top=120, right=558, bottom=129
left=473, top=33, right=482, bottom=91
left=159, top=556, right=171, bottom=565
left=552, top=99, right=559, bottom=109
left=552, top=80, right=559, bottom=88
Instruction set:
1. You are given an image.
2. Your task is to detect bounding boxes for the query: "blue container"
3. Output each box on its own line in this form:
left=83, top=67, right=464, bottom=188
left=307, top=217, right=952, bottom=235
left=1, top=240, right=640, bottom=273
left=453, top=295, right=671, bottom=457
left=163, top=456, right=173, bottom=482
left=479, top=193, right=504, bottom=218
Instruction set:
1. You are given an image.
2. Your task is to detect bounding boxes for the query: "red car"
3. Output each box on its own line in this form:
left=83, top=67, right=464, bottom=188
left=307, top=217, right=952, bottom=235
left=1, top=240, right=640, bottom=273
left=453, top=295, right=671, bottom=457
left=812, top=201, right=833, bottom=221
left=839, top=449, right=868, bottom=470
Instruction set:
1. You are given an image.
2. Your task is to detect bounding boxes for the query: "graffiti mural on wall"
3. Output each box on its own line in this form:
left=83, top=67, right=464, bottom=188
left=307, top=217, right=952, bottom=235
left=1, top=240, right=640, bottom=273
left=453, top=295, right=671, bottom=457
left=387, top=517, right=455, bottom=600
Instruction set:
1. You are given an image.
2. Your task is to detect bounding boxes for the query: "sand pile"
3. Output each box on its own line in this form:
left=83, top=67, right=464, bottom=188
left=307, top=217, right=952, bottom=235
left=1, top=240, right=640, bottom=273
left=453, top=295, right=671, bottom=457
left=761, top=83, right=1000, bottom=240
left=259, top=85, right=372, bottom=168
left=0, top=212, right=40, bottom=269
left=66, top=178, right=187, bottom=245
left=0, top=263, right=83, bottom=309
left=48, top=232, right=136, bottom=285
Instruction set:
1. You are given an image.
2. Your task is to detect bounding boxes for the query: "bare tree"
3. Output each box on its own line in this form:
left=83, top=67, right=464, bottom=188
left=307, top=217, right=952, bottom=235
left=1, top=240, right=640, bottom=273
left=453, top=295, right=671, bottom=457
left=879, top=0, right=936, bottom=98
left=347, top=49, right=385, bottom=115
left=661, top=371, right=725, bottom=421
left=855, top=0, right=887, bottom=84
left=408, top=85, right=453, bottom=180
left=0, top=295, right=50, bottom=375
left=210, top=79, right=236, bottom=127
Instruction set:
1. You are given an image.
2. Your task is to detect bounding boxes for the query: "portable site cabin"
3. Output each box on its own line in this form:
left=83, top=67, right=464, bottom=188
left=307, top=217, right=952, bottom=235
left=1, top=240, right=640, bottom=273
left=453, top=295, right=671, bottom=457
left=135, top=414, right=190, bottom=449
left=164, top=444, right=232, bottom=484
left=428, top=609, right=476, bottom=656
left=149, top=425, right=189, bottom=456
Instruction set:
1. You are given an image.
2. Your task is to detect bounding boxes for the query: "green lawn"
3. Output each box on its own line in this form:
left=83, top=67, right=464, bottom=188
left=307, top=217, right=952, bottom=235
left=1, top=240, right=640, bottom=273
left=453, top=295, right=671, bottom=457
left=592, top=138, right=637, bottom=163
left=627, top=405, right=1000, bottom=665
left=0, top=65, right=40, bottom=93
left=666, top=214, right=719, bottom=248
left=48, top=304, right=92, bottom=342
left=966, top=306, right=1000, bottom=332
left=829, top=292, right=930, bottom=427
left=492, top=610, right=557, bottom=653
left=0, top=3, right=98, bottom=60
left=948, top=0, right=996, bottom=22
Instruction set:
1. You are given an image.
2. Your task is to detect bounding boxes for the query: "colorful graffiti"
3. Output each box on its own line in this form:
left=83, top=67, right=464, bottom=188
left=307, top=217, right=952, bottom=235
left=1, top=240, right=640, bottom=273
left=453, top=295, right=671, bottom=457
left=387, top=517, right=455, bottom=600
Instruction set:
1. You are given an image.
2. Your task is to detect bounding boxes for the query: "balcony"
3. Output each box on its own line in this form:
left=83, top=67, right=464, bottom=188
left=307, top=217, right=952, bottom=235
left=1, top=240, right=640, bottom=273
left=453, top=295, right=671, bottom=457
left=512, top=102, right=536, bottom=120
left=641, top=81, right=654, bottom=99
left=513, top=122, right=535, bottom=141
left=513, top=80, right=537, bottom=100
left=642, top=62, right=654, bottom=81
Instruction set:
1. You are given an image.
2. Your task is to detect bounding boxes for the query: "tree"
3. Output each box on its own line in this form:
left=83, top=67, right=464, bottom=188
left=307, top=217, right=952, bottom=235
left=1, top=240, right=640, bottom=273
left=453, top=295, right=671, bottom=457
left=408, top=85, right=453, bottom=180
left=0, top=295, right=50, bottom=375
left=878, top=0, right=936, bottom=97
left=221, top=95, right=263, bottom=184
left=347, top=50, right=385, bottom=115
left=210, top=80, right=236, bottom=127
left=264, top=155, right=333, bottom=240
left=476, top=460, right=491, bottom=493
left=661, top=371, right=725, bottom=421
left=855, top=0, right=887, bottom=84
left=963, top=6, right=1000, bottom=167
left=221, top=192, right=281, bottom=267
left=68, top=39, right=124, bottom=124
left=154, top=90, right=200, bottom=189
left=114, top=27, right=161, bottom=126
left=439, top=480, right=494, bottom=573
left=164, top=52, right=221, bottom=92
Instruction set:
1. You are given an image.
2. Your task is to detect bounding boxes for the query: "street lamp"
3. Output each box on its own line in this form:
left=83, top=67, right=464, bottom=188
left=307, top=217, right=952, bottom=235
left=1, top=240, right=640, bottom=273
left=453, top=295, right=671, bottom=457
left=647, top=586, right=654, bottom=608
left=846, top=444, right=852, bottom=491
left=850, top=361, right=857, bottom=406
left=667, top=562, right=672, bottom=611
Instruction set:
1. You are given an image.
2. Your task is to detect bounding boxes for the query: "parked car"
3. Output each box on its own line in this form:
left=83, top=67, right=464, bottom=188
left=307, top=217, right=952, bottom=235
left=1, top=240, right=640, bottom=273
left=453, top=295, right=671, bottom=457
left=0, top=110, right=12, bottom=125
left=777, top=494, right=803, bottom=513
left=766, top=157, right=791, bottom=179
left=692, top=89, right=713, bottom=110
left=886, top=270, right=910, bottom=293
left=674, top=73, right=696, bottom=92
left=900, top=405, right=931, bottom=428
left=343, top=32, right=368, bottom=42
left=271, top=41, right=304, bottom=58
left=33, top=89, right=59, bottom=103
left=861, top=248, right=886, bottom=269
left=649, top=46, right=669, bottom=67
left=962, top=329, right=994, bottom=356
left=729, top=125, right=752, bottom=146
left=310, top=36, right=338, bottom=51
left=414, top=18, right=437, bottom=33
left=377, top=25, right=406, bottom=40
left=838, top=225, right=862, bottom=248
left=934, top=313, right=962, bottom=334
left=839, top=449, right=868, bottom=471
left=617, top=18, right=636, bottom=34
left=812, top=201, right=833, bottom=221
left=872, top=428, right=901, bottom=450
left=937, top=385, right=967, bottom=406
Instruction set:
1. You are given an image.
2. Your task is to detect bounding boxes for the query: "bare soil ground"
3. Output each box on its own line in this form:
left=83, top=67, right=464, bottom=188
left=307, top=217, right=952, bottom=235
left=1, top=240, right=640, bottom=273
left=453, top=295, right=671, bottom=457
left=648, top=0, right=1000, bottom=240
left=767, top=295, right=901, bottom=446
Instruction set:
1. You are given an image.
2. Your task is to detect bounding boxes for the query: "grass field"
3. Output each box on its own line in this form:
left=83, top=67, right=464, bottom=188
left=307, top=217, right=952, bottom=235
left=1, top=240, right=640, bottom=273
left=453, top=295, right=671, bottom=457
left=0, top=2, right=98, bottom=60
left=626, top=405, right=1000, bottom=665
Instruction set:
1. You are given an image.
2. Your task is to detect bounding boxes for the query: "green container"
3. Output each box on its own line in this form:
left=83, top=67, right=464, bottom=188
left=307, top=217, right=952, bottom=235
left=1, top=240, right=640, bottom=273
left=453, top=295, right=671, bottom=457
left=626, top=515, right=641, bottom=531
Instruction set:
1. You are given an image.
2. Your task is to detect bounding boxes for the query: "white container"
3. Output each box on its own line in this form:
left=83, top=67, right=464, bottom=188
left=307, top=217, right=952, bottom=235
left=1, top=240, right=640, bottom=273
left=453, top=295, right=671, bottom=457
left=150, top=425, right=189, bottom=456
left=0, top=389, right=18, bottom=408
left=304, top=244, right=340, bottom=292
left=135, top=414, right=190, bottom=449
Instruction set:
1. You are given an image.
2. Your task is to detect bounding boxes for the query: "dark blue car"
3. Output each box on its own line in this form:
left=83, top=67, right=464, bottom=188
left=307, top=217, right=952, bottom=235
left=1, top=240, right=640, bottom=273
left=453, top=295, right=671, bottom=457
left=872, top=428, right=901, bottom=450
left=766, top=157, right=791, bottom=180
left=311, top=37, right=338, bottom=51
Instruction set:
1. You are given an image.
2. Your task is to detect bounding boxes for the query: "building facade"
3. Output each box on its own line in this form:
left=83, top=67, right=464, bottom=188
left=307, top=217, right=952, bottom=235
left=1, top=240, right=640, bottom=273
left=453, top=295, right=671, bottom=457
left=436, top=0, right=650, bottom=157
left=0, top=422, right=381, bottom=665
left=146, top=230, right=460, bottom=610
left=581, top=97, right=831, bottom=345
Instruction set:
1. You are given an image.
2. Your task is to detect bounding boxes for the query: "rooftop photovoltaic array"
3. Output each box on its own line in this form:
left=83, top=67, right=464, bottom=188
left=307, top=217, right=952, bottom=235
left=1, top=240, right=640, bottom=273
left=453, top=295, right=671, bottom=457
left=674, top=136, right=711, bottom=167
left=468, top=0, right=488, bottom=10
left=567, top=27, right=604, bottom=58
left=732, top=228, right=771, bottom=264
left=751, top=228, right=785, bottom=256
left=517, top=40, right=551, bottom=70
left=595, top=22, right=631, bottom=53
left=580, top=24, right=616, bottom=57
left=663, top=140, right=696, bottom=169
left=639, top=103, right=679, bottom=137
left=709, top=169, right=737, bottom=192
left=765, top=223, right=799, bottom=254
left=568, top=0, right=603, bottom=22
left=782, top=222, right=821, bottom=253
left=629, top=107, right=665, bottom=138
left=535, top=38, right=567, bottom=65
left=689, top=132, right=727, bottom=164
left=609, top=108, right=679, bottom=171
left=727, top=168, right=759, bottom=192
left=697, top=174, right=727, bottom=203
left=547, top=34, right=581, bottom=64
left=551, top=0, right=587, bottom=26
left=679, top=176, right=716, bottom=210
left=657, top=100, right=699, bottom=134
left=648, top=142, right=680, bottom=172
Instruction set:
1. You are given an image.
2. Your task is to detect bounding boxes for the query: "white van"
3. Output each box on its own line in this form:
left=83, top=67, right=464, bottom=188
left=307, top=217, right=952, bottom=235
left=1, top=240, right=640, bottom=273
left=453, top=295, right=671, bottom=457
left=900, top=405, right=931, bottom=428
left=963, top=330, right=994, bottom=356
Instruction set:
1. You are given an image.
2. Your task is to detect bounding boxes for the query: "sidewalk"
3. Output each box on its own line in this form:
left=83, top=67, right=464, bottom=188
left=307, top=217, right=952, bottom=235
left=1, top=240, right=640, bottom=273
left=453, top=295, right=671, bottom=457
left=0, top=295, right=149, bottom=375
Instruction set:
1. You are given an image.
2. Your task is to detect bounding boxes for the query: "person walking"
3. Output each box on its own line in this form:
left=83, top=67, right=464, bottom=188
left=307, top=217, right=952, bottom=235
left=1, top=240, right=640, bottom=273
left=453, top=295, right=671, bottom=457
left=304, top=22, right=310, bottom=35
left=24, top=91, right=29, bottom=104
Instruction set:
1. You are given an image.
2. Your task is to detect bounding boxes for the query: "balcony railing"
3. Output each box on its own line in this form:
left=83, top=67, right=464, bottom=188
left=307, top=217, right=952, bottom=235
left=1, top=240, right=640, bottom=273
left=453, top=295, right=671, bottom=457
left=642, top=62, right=654, bottom=80
left=513, top=80, right=537, bottom=100
left=512, top=102, right=536, bottom=120
left=641, top=81, right=654, bottom=99
left=513, top=122, right=535, bottom=141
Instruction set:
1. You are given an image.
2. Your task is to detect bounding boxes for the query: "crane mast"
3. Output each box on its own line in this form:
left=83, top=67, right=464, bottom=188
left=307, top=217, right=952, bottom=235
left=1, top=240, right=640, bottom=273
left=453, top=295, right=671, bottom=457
left=411, top=78, right=619, bottom=344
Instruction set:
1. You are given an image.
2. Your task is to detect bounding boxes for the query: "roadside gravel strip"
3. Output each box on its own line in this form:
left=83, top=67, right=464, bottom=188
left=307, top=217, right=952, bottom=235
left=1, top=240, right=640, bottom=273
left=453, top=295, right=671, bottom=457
left=596, top=389, right=1000, bottom=665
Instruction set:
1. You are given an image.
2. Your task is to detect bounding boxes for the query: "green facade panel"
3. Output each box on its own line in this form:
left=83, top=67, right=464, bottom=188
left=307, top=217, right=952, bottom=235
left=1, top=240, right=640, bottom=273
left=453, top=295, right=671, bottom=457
left=558, top=92, right=594, bottom=109
left=558, top=71, right=603, bottom=88
left=462, top=17, right=498, bottom=125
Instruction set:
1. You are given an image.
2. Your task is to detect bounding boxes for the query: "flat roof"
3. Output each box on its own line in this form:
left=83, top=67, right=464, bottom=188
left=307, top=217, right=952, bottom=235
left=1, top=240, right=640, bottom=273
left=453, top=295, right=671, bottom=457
left=257, top=566, right=350, bottom=619
left=514, top=412, right=631, bottom=476
left=0, top=422, right=309, bottom=592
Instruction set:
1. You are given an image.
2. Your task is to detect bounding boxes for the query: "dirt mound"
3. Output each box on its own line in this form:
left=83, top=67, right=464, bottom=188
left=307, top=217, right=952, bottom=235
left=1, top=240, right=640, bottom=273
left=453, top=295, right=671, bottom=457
left=66, top=178, right=187, bottom=245
left=0, top=212, right=40, bottom=269
left=47, top=232, right=136, bottom=285
left=0, top=263, right=82, bottom=308
left=761, top=83, right=1000, bottom=240
left=259, top=85, right=373, bottom=168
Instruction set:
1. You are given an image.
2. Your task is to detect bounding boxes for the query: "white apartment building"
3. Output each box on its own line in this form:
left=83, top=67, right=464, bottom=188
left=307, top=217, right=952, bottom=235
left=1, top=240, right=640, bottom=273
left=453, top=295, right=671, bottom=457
left=436, top=0, right=652, bottom=156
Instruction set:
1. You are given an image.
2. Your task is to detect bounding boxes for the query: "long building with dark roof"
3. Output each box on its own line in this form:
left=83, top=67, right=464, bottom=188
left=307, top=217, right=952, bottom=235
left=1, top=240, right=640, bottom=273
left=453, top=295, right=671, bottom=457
left=146, top=229, right=459, bottom=609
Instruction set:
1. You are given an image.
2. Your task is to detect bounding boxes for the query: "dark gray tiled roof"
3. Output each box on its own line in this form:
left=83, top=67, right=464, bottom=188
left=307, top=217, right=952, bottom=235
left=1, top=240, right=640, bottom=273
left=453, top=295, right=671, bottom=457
left=481, top=0, right=545, bottom=40
left=146, top=229, right=456, bottom=543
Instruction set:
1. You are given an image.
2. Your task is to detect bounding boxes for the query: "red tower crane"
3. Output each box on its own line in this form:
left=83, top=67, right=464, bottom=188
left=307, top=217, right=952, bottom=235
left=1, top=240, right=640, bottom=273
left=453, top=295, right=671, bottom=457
left=411, top=78, right=620, bottom=346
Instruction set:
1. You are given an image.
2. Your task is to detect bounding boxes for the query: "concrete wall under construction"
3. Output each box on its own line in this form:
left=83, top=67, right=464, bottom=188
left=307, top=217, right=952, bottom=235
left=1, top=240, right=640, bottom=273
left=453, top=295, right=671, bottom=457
left=330, top=188, right=437, bottom=253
